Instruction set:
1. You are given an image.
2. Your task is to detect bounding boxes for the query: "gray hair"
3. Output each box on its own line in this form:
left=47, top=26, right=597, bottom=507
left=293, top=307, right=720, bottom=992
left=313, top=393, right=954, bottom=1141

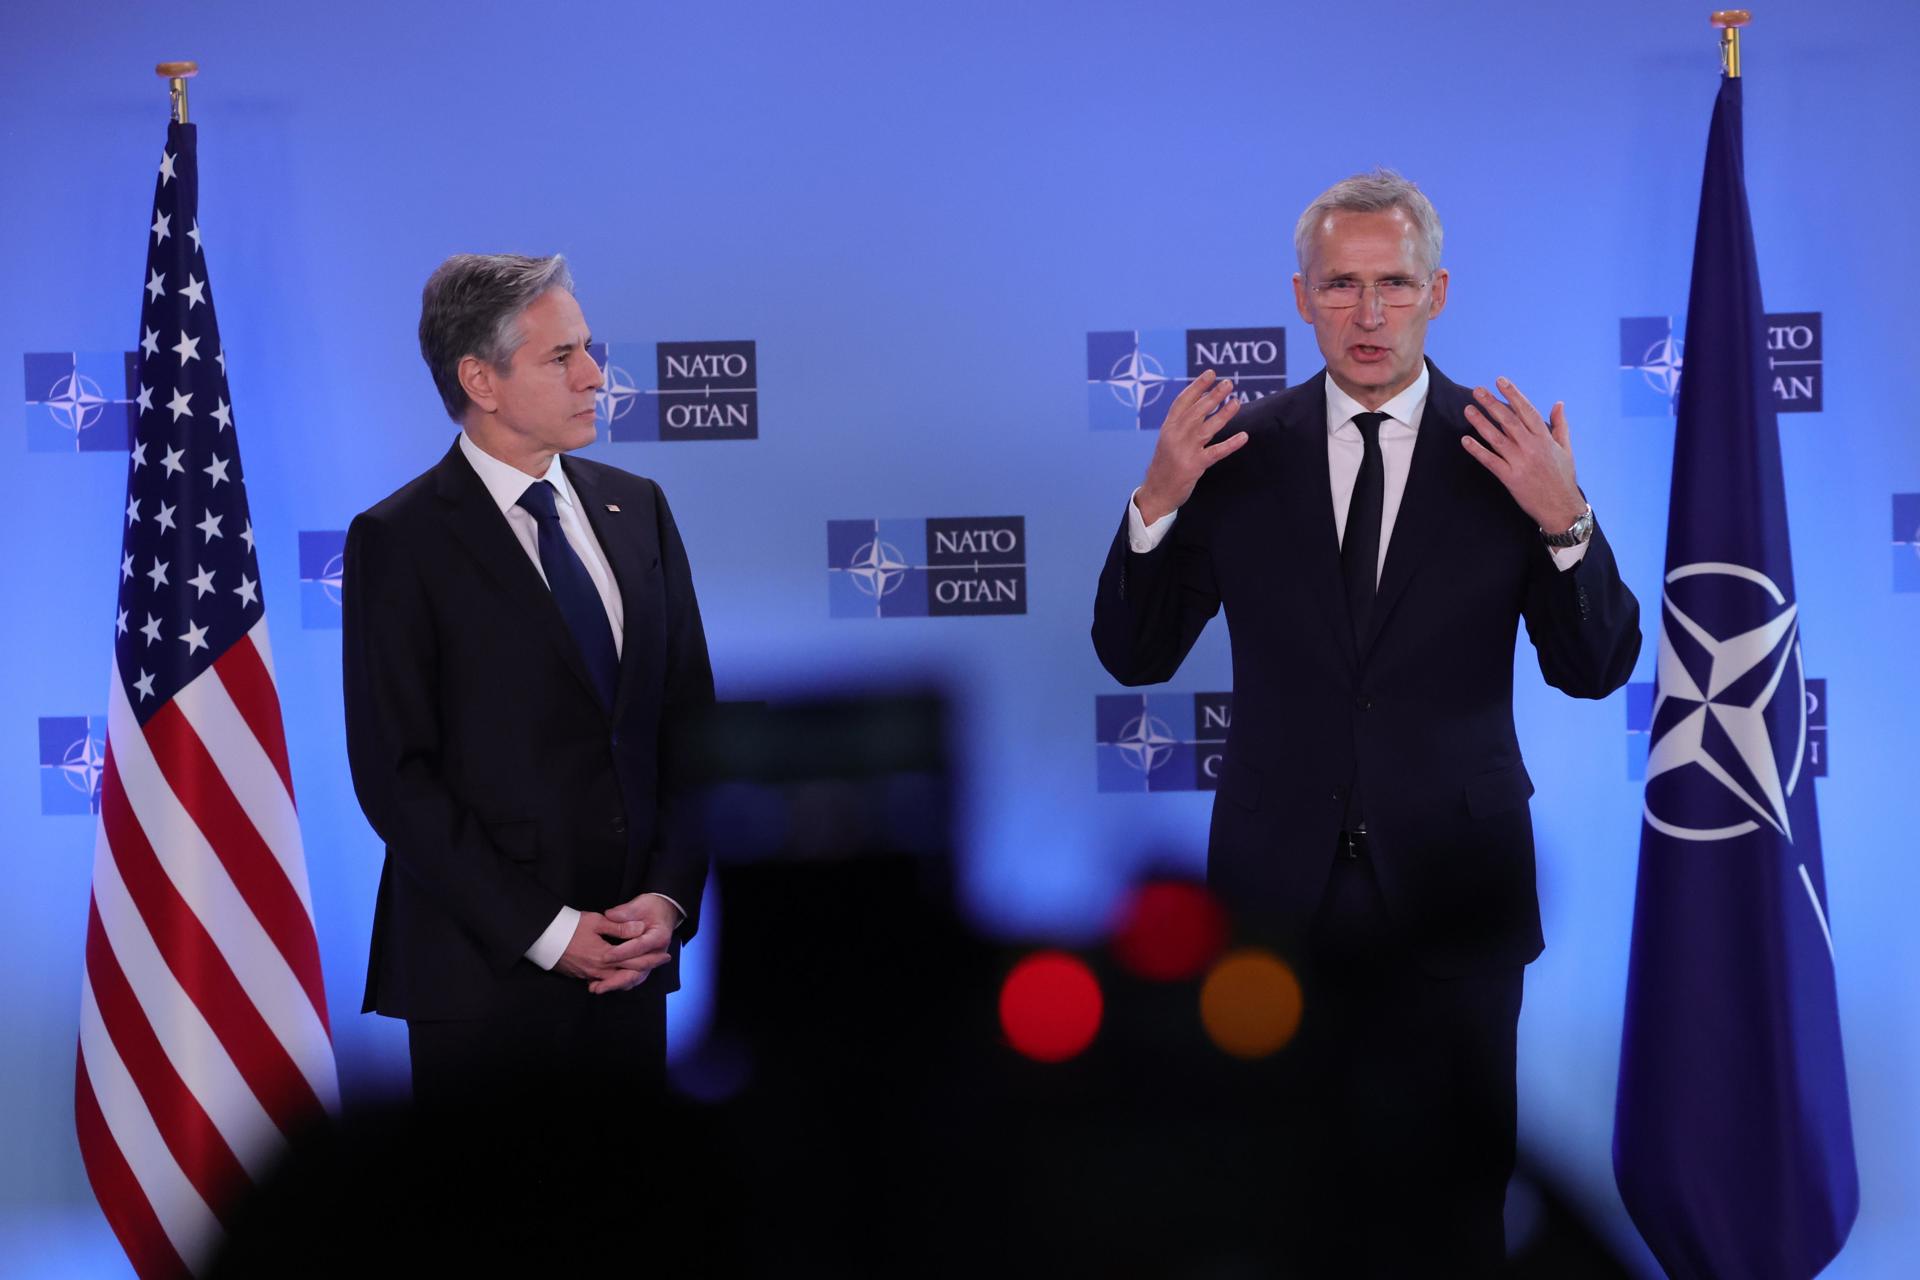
left=418, top=253, right=575, bottom=421
left=1293, top=169, right=1443, bottom=276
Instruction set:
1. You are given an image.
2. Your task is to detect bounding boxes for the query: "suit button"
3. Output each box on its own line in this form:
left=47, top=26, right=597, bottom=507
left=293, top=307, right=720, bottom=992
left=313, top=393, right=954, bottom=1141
left=611, top=816, right=627, bottom=835
left=1354, top=694, right=1373, bottom=711
left=1331, top=785, right=1347, bottom=802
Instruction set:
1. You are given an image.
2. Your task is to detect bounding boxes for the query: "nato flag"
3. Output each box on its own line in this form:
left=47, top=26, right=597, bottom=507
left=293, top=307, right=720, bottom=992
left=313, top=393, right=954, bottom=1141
left=1614, top=74, right=1859, bottom=1279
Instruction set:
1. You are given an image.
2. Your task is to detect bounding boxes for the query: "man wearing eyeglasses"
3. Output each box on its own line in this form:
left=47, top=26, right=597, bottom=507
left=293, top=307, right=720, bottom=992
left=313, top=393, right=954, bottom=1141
left=1092, top=170, right=1641, bottom=1275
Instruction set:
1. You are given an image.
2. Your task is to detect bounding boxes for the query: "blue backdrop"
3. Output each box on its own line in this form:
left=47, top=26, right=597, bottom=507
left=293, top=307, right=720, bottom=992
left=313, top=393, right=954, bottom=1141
left=4, top=2, right=1916, bottom=1274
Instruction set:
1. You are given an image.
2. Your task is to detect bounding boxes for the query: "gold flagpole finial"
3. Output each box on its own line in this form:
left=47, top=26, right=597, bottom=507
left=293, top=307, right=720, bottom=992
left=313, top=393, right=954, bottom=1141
left=1712, top=11, right=1751, bottom=79
left=155, top=61, right=198, bottom=124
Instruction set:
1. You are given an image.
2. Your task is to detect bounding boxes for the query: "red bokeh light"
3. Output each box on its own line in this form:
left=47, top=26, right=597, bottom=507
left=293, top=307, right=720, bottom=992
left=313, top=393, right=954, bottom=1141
left=998, top=951, right=1103, bottom=1063
left=1110, top=881, right=1229, bottom=982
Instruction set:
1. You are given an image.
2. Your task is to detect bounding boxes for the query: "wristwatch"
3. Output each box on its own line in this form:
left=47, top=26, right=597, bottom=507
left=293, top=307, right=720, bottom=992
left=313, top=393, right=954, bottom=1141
left=1541, top=504, right=1594, bottom=548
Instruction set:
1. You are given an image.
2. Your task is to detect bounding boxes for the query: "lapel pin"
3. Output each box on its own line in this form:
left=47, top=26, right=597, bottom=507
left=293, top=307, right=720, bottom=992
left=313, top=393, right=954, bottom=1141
left=605, top=504, right=621, bottom=513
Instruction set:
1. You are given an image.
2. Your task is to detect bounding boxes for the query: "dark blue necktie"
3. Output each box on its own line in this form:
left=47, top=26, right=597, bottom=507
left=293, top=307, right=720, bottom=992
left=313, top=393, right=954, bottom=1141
left=516, top=480, right=619, bottom=709
left=1341, top=411, right=1389, bottom=645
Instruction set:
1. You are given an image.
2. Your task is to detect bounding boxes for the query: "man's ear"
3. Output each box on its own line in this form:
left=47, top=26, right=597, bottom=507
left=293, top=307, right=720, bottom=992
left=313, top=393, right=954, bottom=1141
left=458, top=354, right=498, bottom=415
left=1292, top=272, right=1313, bottom=323
left=1427, top=268, right=1450, bottom=321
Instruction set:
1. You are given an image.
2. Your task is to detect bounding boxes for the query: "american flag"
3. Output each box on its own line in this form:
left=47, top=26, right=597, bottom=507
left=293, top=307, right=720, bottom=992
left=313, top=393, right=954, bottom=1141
left=76, top=118, right=338, bottom=1279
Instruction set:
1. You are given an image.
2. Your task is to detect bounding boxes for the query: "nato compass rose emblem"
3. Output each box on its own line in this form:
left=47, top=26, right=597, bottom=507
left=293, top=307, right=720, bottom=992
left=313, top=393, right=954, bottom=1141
left=39, top=716, right=107, bottom=814
left=1104, top=346, right=1171, bottom=416
left=1087, top=331, right=1187, bottom=431
left=44, top=367, right=115, bottom=437
left=299, top=530, right=348, bottom=629
left=62, top=730, right=107, bottom=805
left=24, top=352, right=138, bottom=452
left=1643, top=562, right=1808, bottom=842
left=1095, top=692, right=1228, bottom=790
left=1618, top=318, right=1685, bottom=418
left=594, top=357, right=642, bottom=435
left=318, top=551, right=344, bottom=604
left=1115, top=711, right=1176, bottom=775
left=847, top=538, right=909, bottom=601
left=1634, top=332, right=1684, bottom=403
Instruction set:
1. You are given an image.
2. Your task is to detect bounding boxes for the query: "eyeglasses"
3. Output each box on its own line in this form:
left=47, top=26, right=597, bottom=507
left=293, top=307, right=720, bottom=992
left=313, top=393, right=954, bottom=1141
left=1309, top=276, right=1433, bottom=309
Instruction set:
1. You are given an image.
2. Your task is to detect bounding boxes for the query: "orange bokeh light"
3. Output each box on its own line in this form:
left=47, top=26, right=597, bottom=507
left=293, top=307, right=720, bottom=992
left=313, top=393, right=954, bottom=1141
left=1199, top=949, right=1303, bottom=1060
left=999, top=951, right=1103, bottom=1063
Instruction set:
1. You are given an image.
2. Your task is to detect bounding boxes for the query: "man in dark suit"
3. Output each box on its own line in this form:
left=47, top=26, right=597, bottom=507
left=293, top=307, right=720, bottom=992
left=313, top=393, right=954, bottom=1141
left=1092, top=172, right=1640, bottom=1274
left=343, top=253, right=713, bottom=1133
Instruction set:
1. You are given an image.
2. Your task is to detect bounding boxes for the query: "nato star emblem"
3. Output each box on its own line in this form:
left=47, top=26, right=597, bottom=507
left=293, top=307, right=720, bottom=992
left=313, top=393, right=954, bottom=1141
left=1116, top=712, right=1176, bottom=775
left=1644, top=562, right=1807, bottom=842
left=595, top=360, right=642, bottom=431
left=60, top=731, right=106, bottom=803
left=1105, top=346, right=1171, bottom=414
left=847, top=539, right=909, bottom=600
left=1634, top=331, right=1685, bottom=404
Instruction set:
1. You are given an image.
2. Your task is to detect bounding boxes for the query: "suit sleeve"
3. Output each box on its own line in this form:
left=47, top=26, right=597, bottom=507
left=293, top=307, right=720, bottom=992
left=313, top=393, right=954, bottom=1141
left=1518, top=518, right=1642, bottom=699
left=1091, top=498, right=1221, bottom=686
left=342, top=511, right=565, bottom=973
left=642, top=480, right=716, bottom=939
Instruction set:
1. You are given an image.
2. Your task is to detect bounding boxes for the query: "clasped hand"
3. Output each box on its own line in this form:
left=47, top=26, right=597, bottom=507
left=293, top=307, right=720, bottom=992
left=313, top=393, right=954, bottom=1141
left=555, top=894, right=678, bottom=994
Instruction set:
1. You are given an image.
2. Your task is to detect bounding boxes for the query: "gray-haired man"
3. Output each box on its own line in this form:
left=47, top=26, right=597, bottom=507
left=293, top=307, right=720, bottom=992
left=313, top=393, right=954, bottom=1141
left=1093, top=171, right=1641, bottom=1273
left=344, top=254, right=713, bottom=1143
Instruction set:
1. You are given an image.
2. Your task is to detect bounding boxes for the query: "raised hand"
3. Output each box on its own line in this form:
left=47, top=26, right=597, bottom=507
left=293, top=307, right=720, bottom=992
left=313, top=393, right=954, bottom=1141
left=1136, top=369, right=1250, bottom=526
left=1460, top=377, right=1586, bottom=533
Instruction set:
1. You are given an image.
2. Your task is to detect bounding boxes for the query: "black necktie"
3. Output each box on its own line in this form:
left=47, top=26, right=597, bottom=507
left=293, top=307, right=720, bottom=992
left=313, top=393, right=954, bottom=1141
left=1341, top=412, right=1389, bottom=645
left=517, top=480, right=620, bottom=709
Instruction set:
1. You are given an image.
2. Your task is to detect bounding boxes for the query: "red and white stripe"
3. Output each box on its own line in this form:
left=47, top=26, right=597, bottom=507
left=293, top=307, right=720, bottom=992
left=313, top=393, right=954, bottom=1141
left=77, top=619, right=337, bottom=1278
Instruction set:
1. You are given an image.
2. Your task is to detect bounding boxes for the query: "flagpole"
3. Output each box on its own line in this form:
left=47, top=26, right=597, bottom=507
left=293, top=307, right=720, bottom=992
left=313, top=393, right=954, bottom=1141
left=154, top=60, right=197, bottom=124
left=1712, top=10, right=1750, bottom=78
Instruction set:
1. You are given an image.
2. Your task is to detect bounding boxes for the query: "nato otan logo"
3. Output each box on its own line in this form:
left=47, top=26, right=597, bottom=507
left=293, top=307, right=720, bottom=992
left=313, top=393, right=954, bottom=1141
left=24, top=352, right=139, bottom=452
left=1619, top=313, right=1824, bottom=416
left=590, top=341, right=757, bottom=442
left=827, top=518, right=1025, bottom=618
left=1087, top=328, right=1285, bottom=431
left=1626, top=677, right=1826, bottom=781
left=1895, top=495, right=1920, bottom=593
left=39, top=715, right=106, bottom=815
left=299, top=531, right=346, bottom=628
left=1096, top=692, right=1230, bottom=792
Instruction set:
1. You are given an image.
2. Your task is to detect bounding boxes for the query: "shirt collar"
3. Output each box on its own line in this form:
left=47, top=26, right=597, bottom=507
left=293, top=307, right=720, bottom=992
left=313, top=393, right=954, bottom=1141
left=458, top=432, right=576, bottom=517
left=1324, top=363, right=1431, bottom=437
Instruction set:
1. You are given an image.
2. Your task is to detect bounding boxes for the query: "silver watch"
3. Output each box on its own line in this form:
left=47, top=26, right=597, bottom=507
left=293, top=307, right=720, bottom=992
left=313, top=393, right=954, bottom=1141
left=1541, top=504, right=1594, bottom=548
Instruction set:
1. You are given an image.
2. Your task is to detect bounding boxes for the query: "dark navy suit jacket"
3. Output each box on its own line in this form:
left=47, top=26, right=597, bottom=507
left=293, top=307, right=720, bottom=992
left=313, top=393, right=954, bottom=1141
left=344, top=439, right=714, bottom=1021
left=1093, top=362, right=1640, bottom=975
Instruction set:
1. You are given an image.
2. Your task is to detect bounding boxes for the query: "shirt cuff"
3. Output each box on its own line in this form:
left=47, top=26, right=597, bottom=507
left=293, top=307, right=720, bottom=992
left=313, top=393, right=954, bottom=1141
left=641, top=892, right=687, bottom=928
left=1127, top=487, right=1178, bottom=554
left=1548, top=540, right=1591, bottom=572
left=525, top=906, right=581, bottom=971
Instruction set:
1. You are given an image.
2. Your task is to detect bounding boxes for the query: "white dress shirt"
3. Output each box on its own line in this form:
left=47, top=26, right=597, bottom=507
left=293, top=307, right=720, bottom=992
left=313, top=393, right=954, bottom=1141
left=1127, top=368, right=1589, bottom=575
left=459, top=431, right=625, bottom=656
left=458, top=433, right=682, bottom=971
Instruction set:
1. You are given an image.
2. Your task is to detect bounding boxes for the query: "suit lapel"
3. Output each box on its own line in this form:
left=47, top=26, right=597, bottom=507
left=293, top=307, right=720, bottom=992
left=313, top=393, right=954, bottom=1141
left=1362, top=361, right=1470, bottom=656
left=565, top=458, right=657, bottom=720
left=1264, top=374, right=1358, bottom=675
left=431, top=441, right=606, bottom=716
